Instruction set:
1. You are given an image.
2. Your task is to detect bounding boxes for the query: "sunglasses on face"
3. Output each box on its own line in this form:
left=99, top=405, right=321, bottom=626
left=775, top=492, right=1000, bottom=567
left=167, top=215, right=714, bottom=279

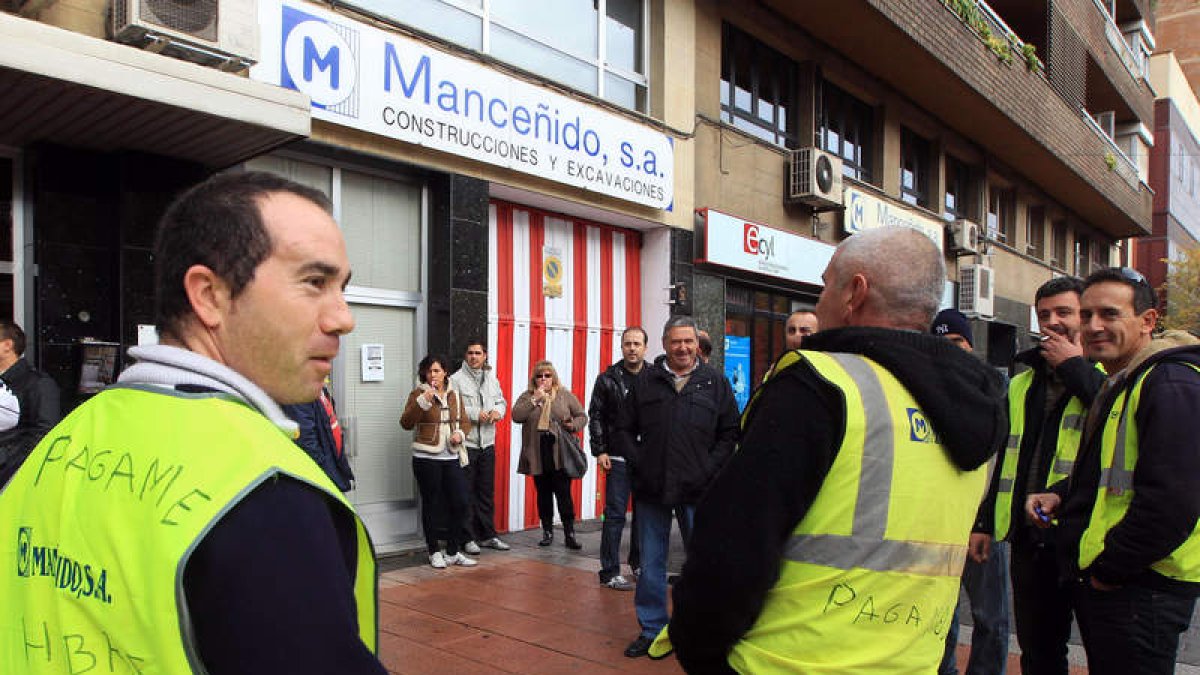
left=536, top=373, right=554, bottom=379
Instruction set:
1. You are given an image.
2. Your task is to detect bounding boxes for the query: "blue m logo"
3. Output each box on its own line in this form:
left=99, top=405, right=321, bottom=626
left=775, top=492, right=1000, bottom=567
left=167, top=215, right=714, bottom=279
left=907, top=408, right=938, bottom=444
left=281, top=5, right=358, bottom=113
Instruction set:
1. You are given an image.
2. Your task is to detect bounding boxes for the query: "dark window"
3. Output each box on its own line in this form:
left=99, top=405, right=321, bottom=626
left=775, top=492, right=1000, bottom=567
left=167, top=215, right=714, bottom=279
left=1051, top=220, right=1067, bottom=268
left=900, top=128, right=930, bottom=208
left=720, top=23, right=797, bottom=148
left=987, top=186, right=1015, bottom=244
left=1026, top=206, right=1045, bottom=259
left=818, top=81, right=875, bottom=182
left=1075, top=234, right=1091, bottom=275
left=944, top=156, right=970, bottom=221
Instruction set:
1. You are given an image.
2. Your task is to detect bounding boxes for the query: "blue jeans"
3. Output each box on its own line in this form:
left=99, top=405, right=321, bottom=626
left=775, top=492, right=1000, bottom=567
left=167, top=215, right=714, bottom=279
left=634, top=499, right=693, bottom=638
left=940, top=541, right=1011, bottom=675
left=599, top=460, right=638, bottom=583
left=1072, top=577, right=1196, bottom=675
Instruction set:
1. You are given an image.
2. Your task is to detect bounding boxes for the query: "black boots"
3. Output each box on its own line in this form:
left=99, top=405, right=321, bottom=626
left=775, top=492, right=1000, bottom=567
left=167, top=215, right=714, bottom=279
left=564, top=525, right=582, bottom=550
left=538, top=529, right=553, bottom=546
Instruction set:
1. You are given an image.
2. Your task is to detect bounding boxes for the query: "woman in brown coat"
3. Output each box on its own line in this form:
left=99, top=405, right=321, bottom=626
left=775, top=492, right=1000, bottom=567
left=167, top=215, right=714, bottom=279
left=511, top=360, right=588, bottom=549
left=400, top=354, right=474, bottom=569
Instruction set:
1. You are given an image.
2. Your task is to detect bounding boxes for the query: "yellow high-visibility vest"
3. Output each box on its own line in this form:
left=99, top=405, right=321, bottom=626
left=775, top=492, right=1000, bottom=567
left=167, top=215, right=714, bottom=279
left=993, top=367, right=1092, bottom=540
left=1078, top=362, right=1200, bottom=582
left=727, top=351, right=988, bottom=674
left=0, top=385, right=378, bottom=674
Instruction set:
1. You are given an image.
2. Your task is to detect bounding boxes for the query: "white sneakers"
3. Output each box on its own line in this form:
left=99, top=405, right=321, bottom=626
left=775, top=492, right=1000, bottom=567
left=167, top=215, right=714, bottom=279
left=431, top=551, right=478, bottom=568
left=463, top=541, right=482, bottom=555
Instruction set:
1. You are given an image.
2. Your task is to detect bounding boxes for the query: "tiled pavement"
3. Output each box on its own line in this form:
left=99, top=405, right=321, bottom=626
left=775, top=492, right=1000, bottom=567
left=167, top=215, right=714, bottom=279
left=374, top=520, right=1194, bottom=674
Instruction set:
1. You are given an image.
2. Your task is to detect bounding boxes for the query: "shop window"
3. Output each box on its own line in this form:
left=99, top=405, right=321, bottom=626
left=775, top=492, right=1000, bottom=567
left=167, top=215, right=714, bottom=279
left=358, top=0, right=648, bottom=112
left=818, top=81, right=875, bottom=183
left=1051, top=220, right=1067, bottom=269
left=900, top=128, right=930, bottom=208
left=725, top=285, right=811, bottom=386
left=987, top=186, right=1015, bottom=245
left=719, top=23, right=798, bottom=148
left=1026, top=206, right=1045, bottom=259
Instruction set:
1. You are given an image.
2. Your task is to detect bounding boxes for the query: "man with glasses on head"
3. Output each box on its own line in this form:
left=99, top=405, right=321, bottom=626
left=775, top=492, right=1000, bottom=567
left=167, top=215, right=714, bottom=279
left=451, top=340, right=511, bottom=554
left=1028, top=267, right=1200, bottom=675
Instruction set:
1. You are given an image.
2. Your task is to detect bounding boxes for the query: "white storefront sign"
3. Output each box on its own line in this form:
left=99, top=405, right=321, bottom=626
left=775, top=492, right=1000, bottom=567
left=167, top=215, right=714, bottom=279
left=699, top=208, right=835, bottom=286
left=252, top=0, right=674, bottom=210
left=843, top=185, right=945, bottom=250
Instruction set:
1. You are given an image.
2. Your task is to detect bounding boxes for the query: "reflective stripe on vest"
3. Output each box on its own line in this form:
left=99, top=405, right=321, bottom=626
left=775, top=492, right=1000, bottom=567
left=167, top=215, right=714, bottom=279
left=0, top=386, right=379, bottom=674
left=993, top=365, right=1095, bottom=541
left=1078, top=362, right=1200, bottom=582
left=729, top=351, right=987, bottom=674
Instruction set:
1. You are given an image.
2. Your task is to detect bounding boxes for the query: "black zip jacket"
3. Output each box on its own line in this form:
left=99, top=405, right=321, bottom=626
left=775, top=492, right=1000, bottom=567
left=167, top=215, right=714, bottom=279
left=587, top=361, right=641, bottom=458
left=1052, top=337, right=1200, bottom=592
left=669, top=327, right=1008, bottom=674
left=614, top=355, right=740, bottom=506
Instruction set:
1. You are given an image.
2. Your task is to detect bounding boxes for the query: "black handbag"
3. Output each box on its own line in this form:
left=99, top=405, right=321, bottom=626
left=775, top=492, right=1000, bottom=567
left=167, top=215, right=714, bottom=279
left=556, top=421, right=588, bottom=479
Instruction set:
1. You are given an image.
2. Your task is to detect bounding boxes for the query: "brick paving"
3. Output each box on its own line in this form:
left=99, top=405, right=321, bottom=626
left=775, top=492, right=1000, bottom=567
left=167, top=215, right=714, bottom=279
left=375, top=523, right=1094, bottom=674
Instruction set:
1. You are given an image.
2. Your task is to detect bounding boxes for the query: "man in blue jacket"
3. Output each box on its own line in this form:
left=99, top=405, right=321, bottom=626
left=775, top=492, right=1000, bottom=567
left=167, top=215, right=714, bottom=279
left=284, top=384, right=355, bottom=492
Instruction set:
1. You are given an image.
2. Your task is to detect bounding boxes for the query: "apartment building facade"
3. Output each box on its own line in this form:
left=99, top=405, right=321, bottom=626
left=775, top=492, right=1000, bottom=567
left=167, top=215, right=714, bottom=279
left=0, top=0, right=1153, bottom=547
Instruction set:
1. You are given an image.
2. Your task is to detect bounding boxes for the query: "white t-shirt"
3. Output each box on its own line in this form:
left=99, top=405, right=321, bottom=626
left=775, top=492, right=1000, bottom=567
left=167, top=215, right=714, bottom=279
left=0, top=381, right=18, bottom=432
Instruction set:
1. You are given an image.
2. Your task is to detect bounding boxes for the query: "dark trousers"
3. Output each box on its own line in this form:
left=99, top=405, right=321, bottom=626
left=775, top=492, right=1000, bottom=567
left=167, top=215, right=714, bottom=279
left=599, top=458, right=639, bottom=583
left=412, top=456, right=469, bottom=556
left=1011, top=538, right=1073, bottom=675
left=534, top=433, right=576, bottom=531
left=464, top=445, right=497, bottom=541
left=1072, top=577, right=1196, bottom=675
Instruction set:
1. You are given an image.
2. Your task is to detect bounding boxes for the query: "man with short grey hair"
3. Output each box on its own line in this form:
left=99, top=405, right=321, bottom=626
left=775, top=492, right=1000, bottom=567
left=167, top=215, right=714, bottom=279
left=617, top=315, right=739, bottom=658
left=661, top=227, right=1007, bottom=672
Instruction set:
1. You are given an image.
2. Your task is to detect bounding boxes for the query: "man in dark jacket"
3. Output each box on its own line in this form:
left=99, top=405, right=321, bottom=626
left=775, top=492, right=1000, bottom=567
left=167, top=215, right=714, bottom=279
left=589, top=326, right=648, bottom=591
left=662, top=227, right=1007, bottom=673
left=1029, top=267, right=1200, bottom=675
left=283, top=385, right=355, bottom=492
left=617, top=315, right=740, bottom=658
left=0, top=320, right=61, bottom=486
left=994, top=277, right=1104, bottom=675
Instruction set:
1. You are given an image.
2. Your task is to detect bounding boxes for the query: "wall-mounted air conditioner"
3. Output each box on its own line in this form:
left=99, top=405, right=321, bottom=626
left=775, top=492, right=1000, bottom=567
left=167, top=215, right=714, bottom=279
left=111, top=0, right=259, bottom=70
left=948, top=219, right=980, bottom=256
left=959, top=264, right=995, bottom=319
left=786, top=147, right=843, bottom=209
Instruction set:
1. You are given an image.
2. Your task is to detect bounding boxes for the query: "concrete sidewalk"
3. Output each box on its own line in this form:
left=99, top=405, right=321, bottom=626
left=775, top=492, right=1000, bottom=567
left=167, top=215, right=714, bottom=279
left=374, top=520, right=1194, bottom=674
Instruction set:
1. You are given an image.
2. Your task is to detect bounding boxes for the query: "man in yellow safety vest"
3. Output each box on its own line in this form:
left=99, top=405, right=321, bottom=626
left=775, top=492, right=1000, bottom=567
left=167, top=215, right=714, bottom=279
left=1028, top=267, right=1200, bottom=675
left=0, top=172, right=385, bottom=674
left=659, top=226, right=1008, bottom=673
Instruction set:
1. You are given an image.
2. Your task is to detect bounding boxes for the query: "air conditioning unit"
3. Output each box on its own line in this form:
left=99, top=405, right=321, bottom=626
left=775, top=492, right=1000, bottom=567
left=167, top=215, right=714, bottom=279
left=947, top=219, right=980, bottom=256
left=959, top=264, right=995, bottom=319
left=786, top=147, right=843, bottom=209
left=111, top=0, right=259, bottom=70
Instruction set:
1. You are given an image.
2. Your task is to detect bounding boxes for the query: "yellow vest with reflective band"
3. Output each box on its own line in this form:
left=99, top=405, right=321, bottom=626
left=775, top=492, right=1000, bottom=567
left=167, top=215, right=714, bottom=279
left=1078, top=362, right=1200, bottom=581
left=993, top=367, right=1091, bottom=540
left=0, top=385, right=378, bottom=674
left=726, top=351, right=988, bottom=674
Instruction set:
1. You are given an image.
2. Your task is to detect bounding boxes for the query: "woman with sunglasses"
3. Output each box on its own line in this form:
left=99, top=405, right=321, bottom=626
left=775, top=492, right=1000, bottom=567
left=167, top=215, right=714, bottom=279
left=512, top=360, right=588, bottom=549
left=400, top=354, right=476, bottom=569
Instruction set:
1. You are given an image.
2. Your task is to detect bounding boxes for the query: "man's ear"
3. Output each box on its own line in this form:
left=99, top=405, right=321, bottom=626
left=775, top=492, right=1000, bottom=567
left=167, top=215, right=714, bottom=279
left=1140, top=307, right=1159, bottom=337
left=846, top=273, right=871, bottom=317
left=182, top=264, right=231, bottom=330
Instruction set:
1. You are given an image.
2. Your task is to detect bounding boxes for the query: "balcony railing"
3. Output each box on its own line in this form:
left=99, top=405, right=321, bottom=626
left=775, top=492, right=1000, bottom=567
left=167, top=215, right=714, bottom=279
left=942, top=0, right=1045, bottom=74
left=1092, top=0, right=1150, bottom=84
left=1081, top=109, right=1140, bottom=189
